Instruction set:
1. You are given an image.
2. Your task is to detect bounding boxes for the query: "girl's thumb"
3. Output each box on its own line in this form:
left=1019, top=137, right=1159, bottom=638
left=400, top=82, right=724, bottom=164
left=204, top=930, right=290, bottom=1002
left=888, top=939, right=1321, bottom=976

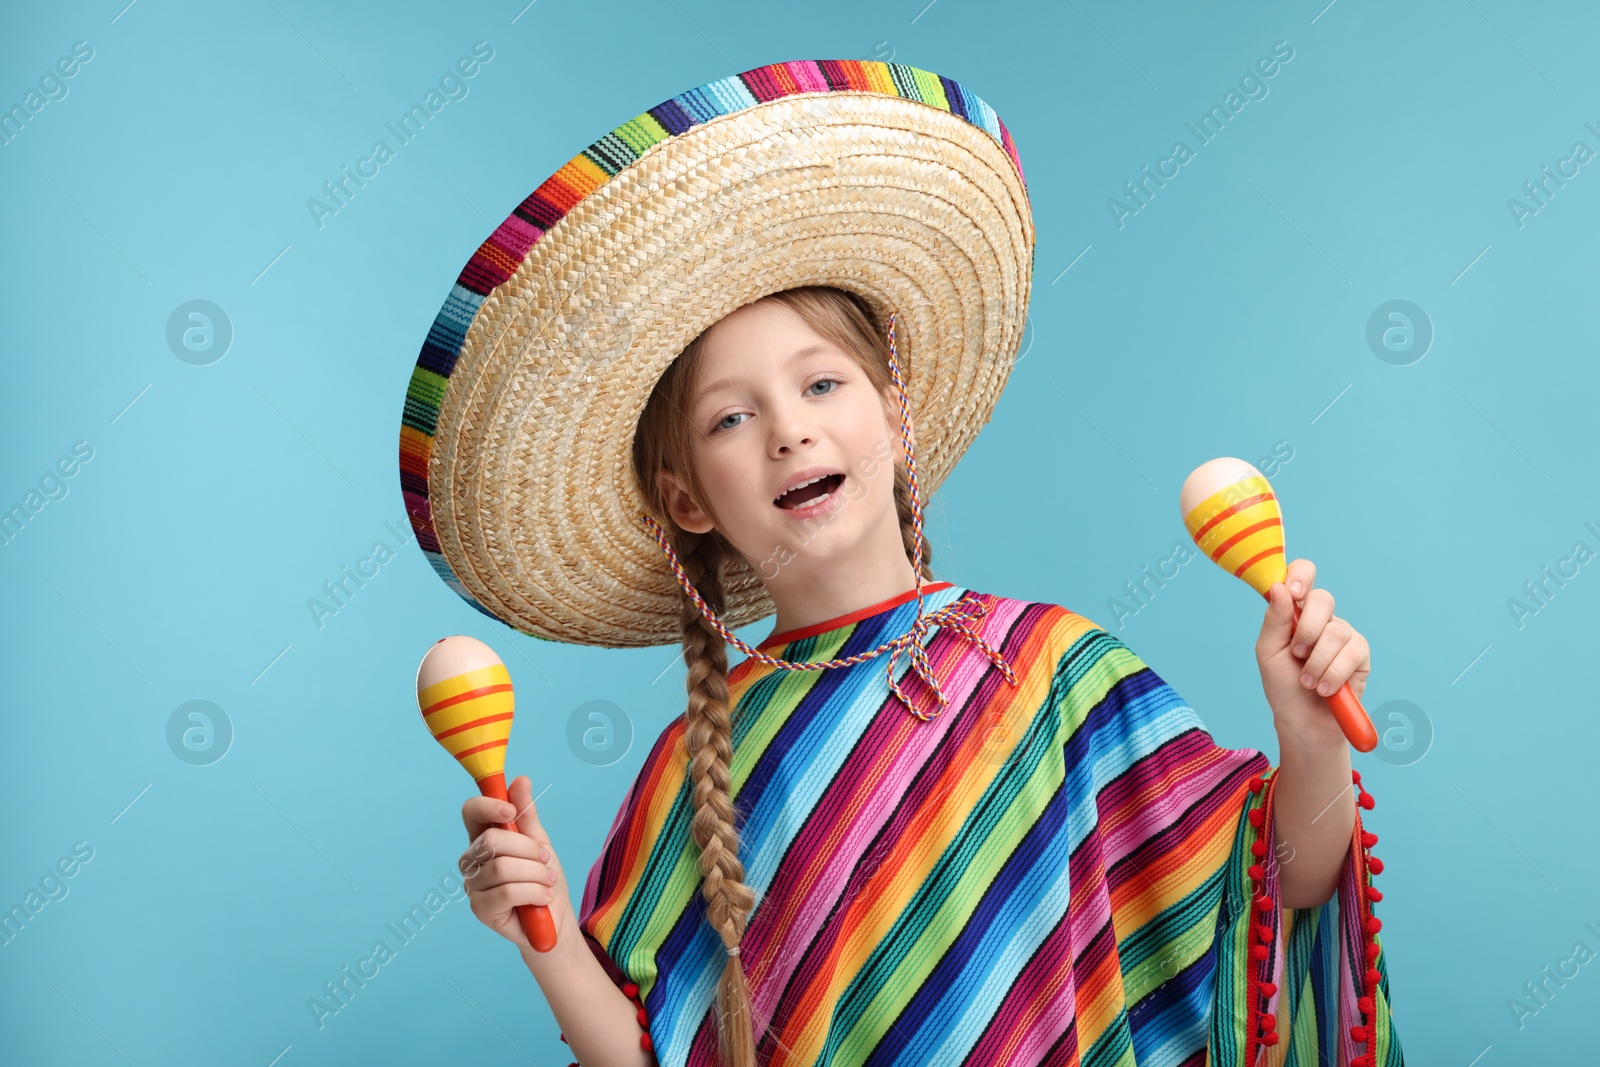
left=507, top=774, right=545, bottom=839
left=1260, top=582, right=1295, bottom=647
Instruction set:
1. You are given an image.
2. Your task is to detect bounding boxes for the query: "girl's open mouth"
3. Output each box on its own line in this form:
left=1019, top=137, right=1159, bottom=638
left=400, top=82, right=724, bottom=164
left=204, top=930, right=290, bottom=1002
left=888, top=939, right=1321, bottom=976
left=774, top=473, right=846, bottom=517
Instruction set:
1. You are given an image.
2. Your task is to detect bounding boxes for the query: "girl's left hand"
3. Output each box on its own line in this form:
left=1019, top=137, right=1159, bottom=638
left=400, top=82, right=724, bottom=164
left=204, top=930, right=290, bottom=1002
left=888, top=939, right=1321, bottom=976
left=1255, top=558, right=1370, bottom=750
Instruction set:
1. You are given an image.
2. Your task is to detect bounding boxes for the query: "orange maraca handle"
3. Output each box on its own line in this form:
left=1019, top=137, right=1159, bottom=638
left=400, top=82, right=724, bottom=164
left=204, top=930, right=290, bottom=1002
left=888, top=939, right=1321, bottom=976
left=1277, top=595, right=1379, bottom=752
left=476, top=772, right=559, bottom=953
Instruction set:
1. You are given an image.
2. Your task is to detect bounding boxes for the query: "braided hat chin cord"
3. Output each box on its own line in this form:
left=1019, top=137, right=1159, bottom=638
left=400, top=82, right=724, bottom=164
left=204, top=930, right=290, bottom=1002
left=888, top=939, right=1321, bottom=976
left=640, top=311, right=1018, bottom=723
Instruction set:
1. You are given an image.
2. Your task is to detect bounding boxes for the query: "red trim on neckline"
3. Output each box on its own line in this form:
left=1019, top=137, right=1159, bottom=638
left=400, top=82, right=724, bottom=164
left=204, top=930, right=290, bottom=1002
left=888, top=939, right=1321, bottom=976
left=756, top=581, right=955, bottom=651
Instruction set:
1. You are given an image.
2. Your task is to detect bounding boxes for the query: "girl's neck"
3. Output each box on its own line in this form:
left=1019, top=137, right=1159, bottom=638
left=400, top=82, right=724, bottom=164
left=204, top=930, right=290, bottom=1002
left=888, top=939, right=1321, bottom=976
left=761, top=578, right=953, bottom=648
left=758, top=559, right=928, bottom=643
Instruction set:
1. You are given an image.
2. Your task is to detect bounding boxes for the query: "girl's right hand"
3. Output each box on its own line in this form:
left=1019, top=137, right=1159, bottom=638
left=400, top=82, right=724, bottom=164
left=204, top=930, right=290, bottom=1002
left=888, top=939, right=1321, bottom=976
left=459, top=774, right=575, bottom=952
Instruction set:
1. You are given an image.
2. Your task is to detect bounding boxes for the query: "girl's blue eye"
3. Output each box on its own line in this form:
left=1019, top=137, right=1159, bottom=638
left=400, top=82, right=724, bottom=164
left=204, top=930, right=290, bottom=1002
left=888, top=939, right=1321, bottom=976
left=710, top=376, right=844, bottom=433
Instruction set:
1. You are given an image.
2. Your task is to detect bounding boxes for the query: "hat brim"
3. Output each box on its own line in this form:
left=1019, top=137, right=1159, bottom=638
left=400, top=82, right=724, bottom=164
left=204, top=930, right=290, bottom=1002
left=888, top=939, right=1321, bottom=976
left=400, top=61, right=1035, bottom=648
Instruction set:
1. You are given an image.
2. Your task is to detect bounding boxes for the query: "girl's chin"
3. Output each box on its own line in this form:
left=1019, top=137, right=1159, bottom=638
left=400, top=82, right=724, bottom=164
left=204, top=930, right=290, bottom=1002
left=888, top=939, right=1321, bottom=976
left=725, top=521, right=859, bottom=578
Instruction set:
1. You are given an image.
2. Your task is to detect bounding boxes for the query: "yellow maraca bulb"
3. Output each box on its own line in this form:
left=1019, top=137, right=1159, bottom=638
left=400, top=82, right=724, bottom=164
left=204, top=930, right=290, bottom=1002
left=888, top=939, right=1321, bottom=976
left=416, top=635, right=515, bottom=784
left=1180, top=457, right=1286, bottom=598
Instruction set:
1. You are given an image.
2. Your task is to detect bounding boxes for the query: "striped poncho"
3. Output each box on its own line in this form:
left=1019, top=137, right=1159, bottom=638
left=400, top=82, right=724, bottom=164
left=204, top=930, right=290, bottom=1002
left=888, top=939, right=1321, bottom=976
left=576, top=581, right=1402, bottom=1066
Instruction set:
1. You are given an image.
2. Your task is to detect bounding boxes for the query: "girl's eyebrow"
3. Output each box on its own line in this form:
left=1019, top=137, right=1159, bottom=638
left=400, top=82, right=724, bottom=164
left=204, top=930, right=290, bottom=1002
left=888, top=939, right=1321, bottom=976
left=695, top=343, right=836, bottom=405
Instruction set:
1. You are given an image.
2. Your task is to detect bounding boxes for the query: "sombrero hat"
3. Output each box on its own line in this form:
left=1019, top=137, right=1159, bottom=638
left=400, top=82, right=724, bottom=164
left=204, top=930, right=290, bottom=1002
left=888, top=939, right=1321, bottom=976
left=397, top=59, right=1035, bottom=648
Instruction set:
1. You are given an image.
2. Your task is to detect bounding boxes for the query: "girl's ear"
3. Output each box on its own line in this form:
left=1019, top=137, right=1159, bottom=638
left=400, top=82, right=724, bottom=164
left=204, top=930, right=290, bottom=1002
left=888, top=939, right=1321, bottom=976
left=881, top=389, right=908, bottom=467
left=657, top=468, right=716, bottom=535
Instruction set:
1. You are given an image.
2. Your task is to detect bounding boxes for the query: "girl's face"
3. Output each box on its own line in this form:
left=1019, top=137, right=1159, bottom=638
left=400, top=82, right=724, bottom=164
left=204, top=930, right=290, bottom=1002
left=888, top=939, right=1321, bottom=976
left=657, top=299, right=915, bottom=617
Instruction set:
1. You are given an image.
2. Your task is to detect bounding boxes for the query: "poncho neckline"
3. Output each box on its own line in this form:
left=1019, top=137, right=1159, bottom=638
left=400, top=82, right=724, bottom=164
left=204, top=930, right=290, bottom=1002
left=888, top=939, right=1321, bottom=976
left=756, top=580, right=957, bottom=652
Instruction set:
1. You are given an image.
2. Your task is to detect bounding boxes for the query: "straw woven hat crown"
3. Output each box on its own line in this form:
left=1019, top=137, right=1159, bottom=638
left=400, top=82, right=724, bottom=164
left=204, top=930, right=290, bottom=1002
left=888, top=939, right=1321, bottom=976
left=398, top=59, right=1035, bottom=648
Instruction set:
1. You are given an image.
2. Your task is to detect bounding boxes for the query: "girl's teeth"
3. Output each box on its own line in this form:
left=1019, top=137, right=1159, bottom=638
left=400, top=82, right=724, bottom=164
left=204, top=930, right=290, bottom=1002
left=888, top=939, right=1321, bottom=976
left=791, top=490, right=830, bottom=509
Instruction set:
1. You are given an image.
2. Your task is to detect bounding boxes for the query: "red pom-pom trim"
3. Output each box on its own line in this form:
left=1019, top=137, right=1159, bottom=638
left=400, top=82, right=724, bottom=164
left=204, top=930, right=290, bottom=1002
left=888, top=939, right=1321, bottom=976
left=622, top=982, right=639, bottom=998
left=1347, top=776, right=1388, bottom=1060
left=641, top=1033, right=654, bottom=1052
left=1245, top=772, right=1270, bottom=1064
left=1243, top=772, right=1390, bottom=1060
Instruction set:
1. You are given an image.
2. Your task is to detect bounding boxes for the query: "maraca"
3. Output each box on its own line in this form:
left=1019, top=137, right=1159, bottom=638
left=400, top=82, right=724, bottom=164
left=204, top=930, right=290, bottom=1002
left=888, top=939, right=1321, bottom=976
left=415, top=635, right=558, bottom=952
left=1179, top=458, right=1379, bottom=753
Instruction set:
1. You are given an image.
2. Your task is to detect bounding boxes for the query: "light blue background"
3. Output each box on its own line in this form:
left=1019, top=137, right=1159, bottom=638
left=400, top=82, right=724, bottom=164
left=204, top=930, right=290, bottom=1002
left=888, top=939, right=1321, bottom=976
left=3, top=1, right=1597, bottom=1062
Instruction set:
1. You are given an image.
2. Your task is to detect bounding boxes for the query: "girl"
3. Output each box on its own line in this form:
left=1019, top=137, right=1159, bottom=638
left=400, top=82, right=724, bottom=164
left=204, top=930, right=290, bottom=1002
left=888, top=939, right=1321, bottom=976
left=404, top=61, right=1400, bottom=1067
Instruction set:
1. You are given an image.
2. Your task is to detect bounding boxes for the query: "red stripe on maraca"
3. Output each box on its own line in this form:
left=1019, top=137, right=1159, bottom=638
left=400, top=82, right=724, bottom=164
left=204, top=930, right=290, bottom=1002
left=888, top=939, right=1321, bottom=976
left=1233, top=546, right=1283, bottom=581
left=433, top=712, right=515, bottom=741
left=454, top=738, right=509, bottom=759
left=420, top=682, right=513, bottom=718
left=1190, top=492, right=1275, bottom=542
left=1209, top=516, right=1282, bottom=560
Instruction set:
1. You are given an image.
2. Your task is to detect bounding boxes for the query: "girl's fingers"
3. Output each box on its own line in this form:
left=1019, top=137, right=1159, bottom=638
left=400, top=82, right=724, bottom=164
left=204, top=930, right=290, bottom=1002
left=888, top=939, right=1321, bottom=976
left=467, top=796, right=553, bottom=857
left=462, top=853, right=558, bottom=893
left=461, top=794, right=518, bottom=840
left=1301, top=620, right=1353, bottom=692
left=1289, top=588, right=1335, bottom=658
left=477, top=878, right=561, bottom=911
left=459, top=827, right=542, bottom=880
left=477, top=826, right=542, bottom=860
left=1315, top=633, right=1369, bottom=697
